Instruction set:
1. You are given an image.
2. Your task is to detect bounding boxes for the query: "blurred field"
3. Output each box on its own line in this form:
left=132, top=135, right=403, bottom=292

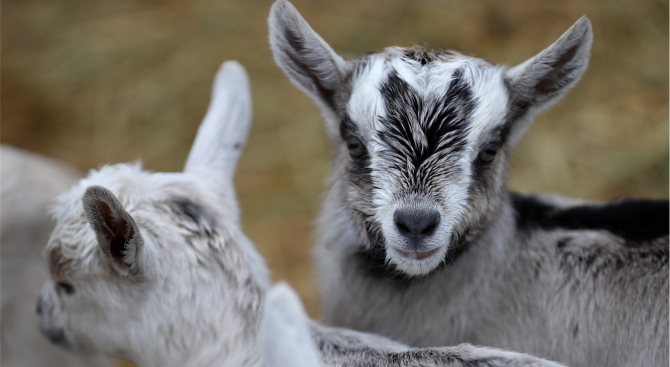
left=3, top=0, right=668, bottom=353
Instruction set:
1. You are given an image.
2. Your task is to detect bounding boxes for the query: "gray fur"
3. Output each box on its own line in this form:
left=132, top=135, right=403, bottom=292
left=268, top=2, right=668, bottom=366
left=1, top=145, right=114, bottom=367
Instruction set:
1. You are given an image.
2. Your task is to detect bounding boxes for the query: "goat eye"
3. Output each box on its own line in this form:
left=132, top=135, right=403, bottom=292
left=478, top=143, right=498, bottom=163
left=56, top=281, right=74, bottom=295
left=346, top=137, right=365, bottom=157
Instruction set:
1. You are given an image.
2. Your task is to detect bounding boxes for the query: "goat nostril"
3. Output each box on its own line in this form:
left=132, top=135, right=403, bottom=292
left=395, top=220, right=411, bottom=235
left=421, top=219, right=438, bottom=236
left=394, top=209, right=440, bottom=237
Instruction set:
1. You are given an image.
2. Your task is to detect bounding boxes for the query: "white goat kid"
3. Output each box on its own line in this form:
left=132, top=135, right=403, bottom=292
left=1, top=146, right=113, bottom=367
left=36, top=61, right=566, bottom=367
left=36, top=61, right=268, bottom=367
left=268, top=1, right=669, bottom=367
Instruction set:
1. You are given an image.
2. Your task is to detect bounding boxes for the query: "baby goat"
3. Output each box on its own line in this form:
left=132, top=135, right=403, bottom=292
left=36, top=61, right=565, bottom=367
left=268, top=1, right=669, bottom=366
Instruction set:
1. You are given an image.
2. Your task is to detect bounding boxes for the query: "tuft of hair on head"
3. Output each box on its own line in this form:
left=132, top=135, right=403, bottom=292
left=183, top=61, right=252, bottom=221
left=260, top=282, right=322, bottom=367
left=268, top=0, right=349, bottom=139
left=504, top=16, right=593, bottom=147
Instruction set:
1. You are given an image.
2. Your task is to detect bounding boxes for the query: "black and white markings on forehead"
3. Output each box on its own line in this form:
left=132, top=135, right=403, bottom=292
left=341, top=47, right=510, bottom=153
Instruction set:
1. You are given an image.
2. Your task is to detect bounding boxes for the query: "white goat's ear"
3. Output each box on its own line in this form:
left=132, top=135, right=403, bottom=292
left=269, top=0, right=349, bottom=136
left=184, top=61, right=251, bottom=216
left=505, top=16, right=593, bottom=146
left=83, top=185, right=143, bottom=276
left=260, top=282, right=322, bottom=367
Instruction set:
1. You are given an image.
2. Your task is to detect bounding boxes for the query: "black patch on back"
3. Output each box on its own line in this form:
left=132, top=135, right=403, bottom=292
left=512, top=193, right=669, bottom=242
left=377, top=68, right=474, bottom=188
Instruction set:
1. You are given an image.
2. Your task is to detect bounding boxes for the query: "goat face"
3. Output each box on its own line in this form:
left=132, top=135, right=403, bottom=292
left=338, top=53, right=513, bottom=275
left=269, top=0, right=592, bottom=276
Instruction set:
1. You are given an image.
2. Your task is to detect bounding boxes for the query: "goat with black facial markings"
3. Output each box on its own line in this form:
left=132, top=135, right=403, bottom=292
left=36, top=60, right=567, bottom=367
left=268, top=1, right=669, bottom=366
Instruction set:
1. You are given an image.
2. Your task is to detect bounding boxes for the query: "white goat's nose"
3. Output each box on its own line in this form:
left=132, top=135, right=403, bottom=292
left=394, top=208, right=440, bottom=239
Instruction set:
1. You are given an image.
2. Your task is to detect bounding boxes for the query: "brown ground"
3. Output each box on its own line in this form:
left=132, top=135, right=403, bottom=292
left=2, top=1, right=668, bottom=365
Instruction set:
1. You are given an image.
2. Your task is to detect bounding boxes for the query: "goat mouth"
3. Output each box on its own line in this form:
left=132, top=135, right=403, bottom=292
left=399, top=248, right=439, bottom=260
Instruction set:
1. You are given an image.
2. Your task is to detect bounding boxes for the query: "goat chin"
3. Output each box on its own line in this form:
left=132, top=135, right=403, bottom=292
left=387, top=246, right=447, bottom=276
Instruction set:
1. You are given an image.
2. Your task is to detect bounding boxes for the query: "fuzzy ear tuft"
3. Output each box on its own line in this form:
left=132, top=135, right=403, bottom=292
left=82, top=185, right=143, bottom=276
left=505, top=16, right=593, bottom=146
left=268, top=0, right=349, bottom=136
left=260, top=282, right=322, bottom=367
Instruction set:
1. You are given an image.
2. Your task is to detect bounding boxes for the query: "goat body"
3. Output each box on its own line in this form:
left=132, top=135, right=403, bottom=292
left=268, top=1, right=669, bottom=366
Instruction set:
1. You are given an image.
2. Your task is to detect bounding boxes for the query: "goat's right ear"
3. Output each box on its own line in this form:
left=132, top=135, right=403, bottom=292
left=83, top=185, right=143, bottom=277
left=269, top=0, right=349, bottom=136
left=260, top=282, right=322, bottom=367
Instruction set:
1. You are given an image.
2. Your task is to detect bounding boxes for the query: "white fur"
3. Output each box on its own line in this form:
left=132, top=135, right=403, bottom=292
left=184, top=61, right=252, bottom=223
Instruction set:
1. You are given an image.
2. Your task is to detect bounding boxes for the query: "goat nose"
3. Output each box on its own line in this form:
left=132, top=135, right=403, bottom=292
left=394, top=209, right=440, bottom=238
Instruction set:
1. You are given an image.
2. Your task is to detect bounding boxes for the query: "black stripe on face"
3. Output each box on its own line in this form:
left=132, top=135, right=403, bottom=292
left=377, top=68, right=474, bottom=189
left=512, top=193, right=669, bottom=243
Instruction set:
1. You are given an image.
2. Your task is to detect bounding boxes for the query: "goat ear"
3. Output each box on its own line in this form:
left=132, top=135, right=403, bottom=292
left=183, top=61, right=251, bottom=219
left=260, top=282, right=322, bottom=367
left=505, top=16, right=592, bottom=146
left=269, top=0, right=349, bottom=137
left=82, top=185, right=143, bottom=276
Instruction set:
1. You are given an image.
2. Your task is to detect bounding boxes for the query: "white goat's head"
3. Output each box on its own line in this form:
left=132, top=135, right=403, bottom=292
left=269, top=0, right=593, bottom=276
left=36, top=62, right=269, bottom=366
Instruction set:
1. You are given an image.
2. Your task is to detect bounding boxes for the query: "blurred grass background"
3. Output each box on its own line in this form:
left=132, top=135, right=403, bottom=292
left=3, top=0, right=668, bottom=354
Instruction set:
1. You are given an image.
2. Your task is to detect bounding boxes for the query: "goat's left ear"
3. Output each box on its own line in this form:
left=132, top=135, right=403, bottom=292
left=83, top=185, right=143, bottom=276
left=184, top=61, right=251, bottom=220
left=505, top=16, right=592, bottom=146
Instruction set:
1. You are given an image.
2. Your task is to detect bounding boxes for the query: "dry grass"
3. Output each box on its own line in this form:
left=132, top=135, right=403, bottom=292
left=2, top=1, right=667, bottom=365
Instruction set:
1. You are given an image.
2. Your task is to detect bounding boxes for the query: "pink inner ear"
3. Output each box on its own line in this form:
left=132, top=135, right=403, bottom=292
left=97, top=200, right=131, bottom=262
